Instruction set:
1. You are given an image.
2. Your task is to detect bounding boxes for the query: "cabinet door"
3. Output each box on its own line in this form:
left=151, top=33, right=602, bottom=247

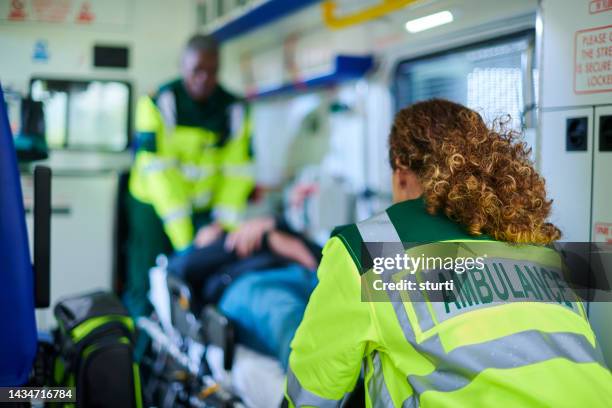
left=589, top=105, right=612, bottom=369
left=23, top=174, right=117, bottom=331
left=591, top=106, right=612, bottom=242
left=540, top=108, right=594, bottom=241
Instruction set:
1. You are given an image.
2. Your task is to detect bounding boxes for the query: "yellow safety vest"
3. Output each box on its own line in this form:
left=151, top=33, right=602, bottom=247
left=129, top=91, right=254, bottom=250
left=286, top=199, right=612, bottom=407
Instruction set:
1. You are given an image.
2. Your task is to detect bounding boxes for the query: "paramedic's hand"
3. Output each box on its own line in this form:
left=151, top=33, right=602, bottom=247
left=268, top=230, right=318, bottom=271
left=194, top=223, right=223, bottom=248
left=224, top=216, right=276, bottom=257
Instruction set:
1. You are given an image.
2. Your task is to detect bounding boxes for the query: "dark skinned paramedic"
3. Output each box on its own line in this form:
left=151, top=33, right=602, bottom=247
left=125, top=34, right=254, bottom=317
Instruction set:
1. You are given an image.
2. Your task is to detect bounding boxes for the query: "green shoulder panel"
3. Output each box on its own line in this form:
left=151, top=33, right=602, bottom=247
left=386, top=198, right=493, bottom=243
left=155, top=78, right=181, bottom=98
left=331, top=223, right=364, bottom=273
left=331, top=199, right=495, bottom=276
left=216, top=85, right=239, bottom=106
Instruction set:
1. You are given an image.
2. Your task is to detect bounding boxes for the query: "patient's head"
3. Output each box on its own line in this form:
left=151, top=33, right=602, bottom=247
left=388, top=98, right=560, bottom=244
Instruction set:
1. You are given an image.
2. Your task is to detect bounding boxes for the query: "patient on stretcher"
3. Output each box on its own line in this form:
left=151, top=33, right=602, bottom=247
left=167, top=215, right=322, bottom=369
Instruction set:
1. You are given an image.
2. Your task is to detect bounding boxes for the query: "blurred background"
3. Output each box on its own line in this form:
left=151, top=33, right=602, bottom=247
left=1, top=0, right=610, bottom=369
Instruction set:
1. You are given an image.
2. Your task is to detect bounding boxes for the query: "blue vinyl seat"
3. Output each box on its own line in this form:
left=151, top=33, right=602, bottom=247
left=0, top=83, right=37, bottom=386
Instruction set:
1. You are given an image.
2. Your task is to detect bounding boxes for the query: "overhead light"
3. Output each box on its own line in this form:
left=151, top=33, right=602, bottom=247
left=405, top=11, right=454, bottom=33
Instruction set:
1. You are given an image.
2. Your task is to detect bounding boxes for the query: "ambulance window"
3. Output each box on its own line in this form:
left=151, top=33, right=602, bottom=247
left=30, top=78, right=132, bottom=151
left=393, top=31, right=535, bottom=131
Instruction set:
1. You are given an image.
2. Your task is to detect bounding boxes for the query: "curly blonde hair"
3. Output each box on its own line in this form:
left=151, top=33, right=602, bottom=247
left=389, top=99, right=561, bottom=244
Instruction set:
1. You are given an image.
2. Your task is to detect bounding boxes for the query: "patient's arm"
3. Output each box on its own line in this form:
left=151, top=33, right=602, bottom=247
left=224, top=216, right=276, bottom=257
left=194, top=222, right=223, bottom=248
left=207, top=214, right=320, bottom=270
left=267, top=230, right=318, bottom=271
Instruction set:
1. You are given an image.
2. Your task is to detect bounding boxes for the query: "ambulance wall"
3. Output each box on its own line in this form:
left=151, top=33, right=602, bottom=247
left=0, top=0, right=198, bottom=98
left=539, top=0, right=612, bottom=368
left=219, top=0, right=537, bottom=216
left=0, top=0, right=198, bottom=330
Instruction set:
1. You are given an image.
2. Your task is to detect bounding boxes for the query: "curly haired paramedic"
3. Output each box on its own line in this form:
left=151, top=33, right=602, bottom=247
left=285, top=99, right=612, bottom=407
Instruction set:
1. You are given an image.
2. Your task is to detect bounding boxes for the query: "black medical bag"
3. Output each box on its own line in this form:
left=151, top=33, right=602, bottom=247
left=52, top=290, right=143, bottom=407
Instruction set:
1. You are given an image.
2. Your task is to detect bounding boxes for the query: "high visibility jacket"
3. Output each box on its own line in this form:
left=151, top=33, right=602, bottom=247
left=129, top=81, right=254, bottom=250
left=286, top=198, right=612, bottom=407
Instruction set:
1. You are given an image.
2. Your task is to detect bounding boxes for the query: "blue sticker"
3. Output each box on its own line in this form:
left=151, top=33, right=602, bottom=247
left=32, top=40, right=49, bottom=62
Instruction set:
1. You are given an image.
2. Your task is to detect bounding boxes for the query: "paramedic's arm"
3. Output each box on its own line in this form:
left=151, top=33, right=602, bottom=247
left=286, top=237, right=374, bottom=407
left=224, top=216, right=275, bottom=256
left=132, top=96, right=193, bottom=250
left=213, top=104, right=255, bottom=229
left=194, top=222, right=223, bottom=248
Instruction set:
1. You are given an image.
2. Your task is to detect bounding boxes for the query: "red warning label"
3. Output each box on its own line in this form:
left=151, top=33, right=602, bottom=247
left=594, top=222, right=612, bottom=243
left=574, top=24, right=612, bottom=94
left=7, top=0, right=27, bottom=21
left=589, top=0, right=612, bottom=14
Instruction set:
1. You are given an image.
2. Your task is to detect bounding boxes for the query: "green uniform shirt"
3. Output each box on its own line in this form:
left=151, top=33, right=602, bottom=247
left=155, top=79, right=236, bottom=145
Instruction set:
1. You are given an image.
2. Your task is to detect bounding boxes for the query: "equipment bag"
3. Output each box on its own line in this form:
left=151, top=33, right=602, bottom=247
left=53, top=290, right=143, bottom=408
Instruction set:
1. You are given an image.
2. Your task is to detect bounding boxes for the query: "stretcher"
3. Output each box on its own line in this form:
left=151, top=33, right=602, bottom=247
left=137, top=255, right=285, bottom=408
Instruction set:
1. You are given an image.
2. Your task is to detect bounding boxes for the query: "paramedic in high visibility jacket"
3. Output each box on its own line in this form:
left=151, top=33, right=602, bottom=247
left=125, top=34, right=254, bottom=317
left=286, top=99, right=612, bottom=407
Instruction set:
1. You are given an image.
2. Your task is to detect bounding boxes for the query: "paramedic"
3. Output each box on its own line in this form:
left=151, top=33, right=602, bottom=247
left=286, top=99, right=612, bottom=407
left=124, top=34, right=254, bottom=317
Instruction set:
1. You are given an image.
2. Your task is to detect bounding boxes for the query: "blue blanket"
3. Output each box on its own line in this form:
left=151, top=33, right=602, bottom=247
left=218, top=264, right=318, bottom=369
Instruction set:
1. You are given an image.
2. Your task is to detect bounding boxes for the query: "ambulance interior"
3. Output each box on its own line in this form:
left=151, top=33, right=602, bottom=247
left=0, top=0, right=611, bottom=407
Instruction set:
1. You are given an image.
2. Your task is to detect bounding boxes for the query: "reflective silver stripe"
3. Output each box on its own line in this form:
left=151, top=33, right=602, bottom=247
left=142, top=159, right=176, bottom=174
left=157, top=90, right=176, bottom=130
left=229, top=102, right=253, bottom=139
left=408, top=330, right=605, bottom=396
left=229, top=103, right=246, bottom=138
left=181, top=164, right=216, bottom=181
left=355, top=211, right=606, bottom=407
left=357, top=211, right=401, bottom=242
left=357, top=211, right=432, bottom=331
left=369, top=353, right=396, bottom=408
left=214, top=207, right=243, bottom=226
left=162, top=207, right=190, bottom=225
left=222, top=163, right=253, bottom=178
left=286, top=367, right=341, bottom=408
left=192, top=191, right=212, bottom=209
